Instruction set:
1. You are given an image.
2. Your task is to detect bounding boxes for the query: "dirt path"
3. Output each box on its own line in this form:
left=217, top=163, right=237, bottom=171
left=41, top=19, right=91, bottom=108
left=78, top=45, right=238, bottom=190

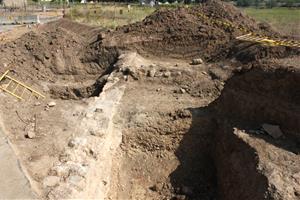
left=0, top=122, right=36, bottom=199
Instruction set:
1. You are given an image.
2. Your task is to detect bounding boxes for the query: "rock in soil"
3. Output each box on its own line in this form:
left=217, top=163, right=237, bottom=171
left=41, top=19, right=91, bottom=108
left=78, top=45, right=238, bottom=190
left=262, top=124, right=283, bottom=139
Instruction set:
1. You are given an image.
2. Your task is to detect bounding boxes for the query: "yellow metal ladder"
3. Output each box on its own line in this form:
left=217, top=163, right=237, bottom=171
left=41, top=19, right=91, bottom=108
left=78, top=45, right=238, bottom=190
left=236, top=33, right=300, bottom=48
left=0, top=70, right=45, bottom=100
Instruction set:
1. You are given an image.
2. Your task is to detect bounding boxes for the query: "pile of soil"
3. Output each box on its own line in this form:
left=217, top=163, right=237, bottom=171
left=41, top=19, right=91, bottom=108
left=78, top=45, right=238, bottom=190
left=102, top=0, right=299, bottom=62
left=0, top=20, right=119, bottom=99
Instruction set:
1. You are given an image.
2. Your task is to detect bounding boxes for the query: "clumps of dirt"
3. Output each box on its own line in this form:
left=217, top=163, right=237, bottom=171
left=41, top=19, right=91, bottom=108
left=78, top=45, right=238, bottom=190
left=213, top=60, right=300, bottom=138
left=102, top=0, right=298, bottom=62
left=229, top=41, right=300, bottom=63
left=110, top=51, right=300, bottom=200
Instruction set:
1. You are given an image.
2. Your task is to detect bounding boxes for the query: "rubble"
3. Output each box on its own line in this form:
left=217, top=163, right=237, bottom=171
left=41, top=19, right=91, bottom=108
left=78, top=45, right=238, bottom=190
left=43, top=176, right=60, bottom=188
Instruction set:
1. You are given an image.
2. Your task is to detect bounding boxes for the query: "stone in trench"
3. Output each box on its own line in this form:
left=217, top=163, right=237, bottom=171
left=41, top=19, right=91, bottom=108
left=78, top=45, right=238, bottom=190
left=95, top=108, right=103, bottom=113
left=26, top=130, right=36, bottom=139
left=68, top=175, right=85, bottom=189
left=43, top=176, right=60, bottom=188
left=191, top=58, right=203, bottom=65
left=150, top=182, right=164, bottom=191
left=262, top=124, right=283, bottom=139
left=201, top=71, right=208, bottom=75
left=148, top=69, right=156, bottom=77
left=34, top=102, right=41, bottom=106
left=25, top=123, right=36, bottom=139
left=179, top=88, right=186, bottom=94
left=68, top=137, right=87, bottom=148
left=163, top=71, right=171, bottom=78
left=50, top=165, right=69, bottom=177
left=85, top=112, right=94, bottom=118
left=48, top=101, right=56, bottom=107
left=222, top=65, right=230, bottom=69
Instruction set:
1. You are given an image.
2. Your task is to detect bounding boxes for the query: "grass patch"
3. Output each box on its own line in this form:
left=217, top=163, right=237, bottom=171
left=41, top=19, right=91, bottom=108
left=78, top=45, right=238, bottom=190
left=66, top=4, right=155, bottom=29
left=243, top=7, right=300, bottom=36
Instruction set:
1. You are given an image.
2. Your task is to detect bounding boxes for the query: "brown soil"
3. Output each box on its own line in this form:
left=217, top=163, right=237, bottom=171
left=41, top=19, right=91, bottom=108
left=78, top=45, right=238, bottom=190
left=0, top=20, right=119, bottom=99
left=0, top=0, right=299, bottom=199
left=102, top=0, right=299, bottom=62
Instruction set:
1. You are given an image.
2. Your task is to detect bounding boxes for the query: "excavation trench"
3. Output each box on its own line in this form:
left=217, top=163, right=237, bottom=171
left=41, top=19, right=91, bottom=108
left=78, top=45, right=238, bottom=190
left=112, top=107, right=271, bottom=200
left=0, top=2, right=299, bottom=198
left=1, top=46, right=297, bottom=199
left=0, top=43, right=299, bottom=200
left=108, top=61, right=300, bottom=200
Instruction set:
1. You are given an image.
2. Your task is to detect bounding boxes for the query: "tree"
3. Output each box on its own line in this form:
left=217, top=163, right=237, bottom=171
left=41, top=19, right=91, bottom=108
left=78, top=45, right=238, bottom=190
left=266, top=0, right=277, bottom=8
left=184, top=0, right=192, bottom=4
left=254, top=0, right=260, bottom=7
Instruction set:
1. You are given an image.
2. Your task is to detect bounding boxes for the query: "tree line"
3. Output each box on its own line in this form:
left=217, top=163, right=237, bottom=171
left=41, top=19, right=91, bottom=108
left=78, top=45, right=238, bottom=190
left=234, top=0, right=300, bottom=7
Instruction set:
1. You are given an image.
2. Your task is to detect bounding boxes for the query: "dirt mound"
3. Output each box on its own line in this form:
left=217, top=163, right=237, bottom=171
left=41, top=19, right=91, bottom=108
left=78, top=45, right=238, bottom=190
left=0, top=0, right=298, bottom=97
left=102, top=0, right=298, bottom=62
left=42, top=19, right=102, bottom=41
left=0, top=21, right=119, bottom=99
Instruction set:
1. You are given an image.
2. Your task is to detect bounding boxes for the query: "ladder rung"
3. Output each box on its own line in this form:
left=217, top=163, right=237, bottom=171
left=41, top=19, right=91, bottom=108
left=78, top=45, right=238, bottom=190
left=0, top=86, right=23, bottom=100
left=5, top=79, right=12, bottom=90
left=28, top=93, right=32, bottom=100
left=12, top=83, right=19, bottom=94
left=20, top=87, right=26, bottom=98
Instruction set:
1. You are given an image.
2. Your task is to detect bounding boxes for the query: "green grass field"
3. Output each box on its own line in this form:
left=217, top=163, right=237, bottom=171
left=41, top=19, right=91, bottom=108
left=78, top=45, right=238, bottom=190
left=243, top=7, right=300, bottom=36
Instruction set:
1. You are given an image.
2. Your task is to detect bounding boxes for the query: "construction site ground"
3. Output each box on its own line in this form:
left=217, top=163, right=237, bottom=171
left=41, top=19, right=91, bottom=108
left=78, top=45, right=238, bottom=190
left=0, top=1, right=299, bottom=199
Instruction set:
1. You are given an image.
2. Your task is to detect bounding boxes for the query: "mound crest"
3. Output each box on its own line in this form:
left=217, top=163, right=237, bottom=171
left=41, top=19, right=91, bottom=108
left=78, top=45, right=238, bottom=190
left=102, top=0, right=297, bottom=61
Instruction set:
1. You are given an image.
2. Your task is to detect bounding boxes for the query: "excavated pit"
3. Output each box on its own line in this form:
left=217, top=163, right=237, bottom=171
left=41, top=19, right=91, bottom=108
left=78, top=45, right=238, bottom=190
left=48, top=56, right=118, bottom=100
left=0, top=1, right=299, bottom=199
